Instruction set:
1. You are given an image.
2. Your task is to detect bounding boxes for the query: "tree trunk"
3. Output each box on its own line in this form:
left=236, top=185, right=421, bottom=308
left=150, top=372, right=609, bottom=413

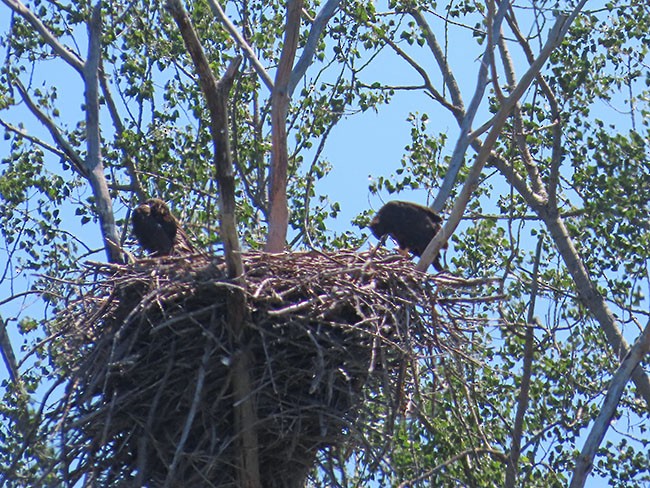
left=264, top=0, right=303, bottom=253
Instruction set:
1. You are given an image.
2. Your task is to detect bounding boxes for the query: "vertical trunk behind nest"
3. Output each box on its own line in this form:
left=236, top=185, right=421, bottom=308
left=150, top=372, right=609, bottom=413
left=166, top=2, right=258, bottom=486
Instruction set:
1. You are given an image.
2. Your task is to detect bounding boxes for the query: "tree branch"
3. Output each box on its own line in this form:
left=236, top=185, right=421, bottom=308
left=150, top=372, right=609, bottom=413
left=98, top=61, right=147, bottom=201
left=504, top=7, right=563, bottom=209
left=12, top=79, right=87, bottom=178
left=397, top=448, right=508, bottom=488
left=409, top=9, right=464, bottom=110
left=165, top=0, right=244, bottom=278
left=497, top=30, right=547, bottom=200
left=379, top=30, right=460, bottom=116
left=1, top=0, right=84, bottom=74
left=0, top=315, right=21, bottom=386
left=505, top=235, right=544, bottom=487
left=416, top=9, right=576, bottom=272
left=539, top=208, right=650, bottom=406
left=166, top=4, right=257, bottom=487
left=0, top=117, right=67, bottom=160
left=206, top=0, right=274, bottom=92
left=265, top=0, right=303, bottom=252
left=83, top=2, right=123, bottom=264
left=288, top=0, right=340, bottom=97
left=569, top=320, right=650, bottom=488
left=430, top=0, right=509, bottom=213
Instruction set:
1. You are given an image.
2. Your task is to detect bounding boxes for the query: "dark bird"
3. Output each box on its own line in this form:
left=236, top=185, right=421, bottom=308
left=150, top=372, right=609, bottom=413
left=369, top=200, right=447, bottom=271
left=132, top=198, right=196, bottom=257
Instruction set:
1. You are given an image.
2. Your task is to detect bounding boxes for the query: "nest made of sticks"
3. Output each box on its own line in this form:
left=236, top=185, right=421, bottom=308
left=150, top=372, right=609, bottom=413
left=49, top=250, right=483, bottom=487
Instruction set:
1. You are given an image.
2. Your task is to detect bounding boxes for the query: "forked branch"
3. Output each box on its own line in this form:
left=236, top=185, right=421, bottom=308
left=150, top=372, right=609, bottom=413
left=165, top=0, right=243, bottom=279
left=265, top=0, right=304, bottom=253
left=416, top=9, right=579, bottom=272
left=166, top=3, right=257, bottom=486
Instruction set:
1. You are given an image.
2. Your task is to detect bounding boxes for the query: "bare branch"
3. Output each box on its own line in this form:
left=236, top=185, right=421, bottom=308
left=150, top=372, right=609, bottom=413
left=409, top=9, right=464, bottom=110
left=206, top=0, right=274, bottom=92
left=288, top=0, right=340, bottom=97
left=430, top=0, right=510, bottom=213
left=488, top=0, right=506, bottom=104
left=380, top=31, right=460, bottom=116
left=497, top=31, right=547, bottom=200
left=416, top=8, right=581, bottom=272
left=0, top=117, right=67, bottom=159
left=490, top=155, right=544, bottom=209
left=569, top=320, right=650, bottom=488
left=397, top=448, right=508, bottom=488
left=1, top=0, right=84, bottom=74
left=165, top=4, right=257, bottom=487
left=0, top=315, right=21, bottom=386
left=265, top=0, right=303, bottom=252
left=98, top=61, right=147, bottom=201
left=165, top=0, right=244, bottom=278
left=504, top=7, right=563, bottom=208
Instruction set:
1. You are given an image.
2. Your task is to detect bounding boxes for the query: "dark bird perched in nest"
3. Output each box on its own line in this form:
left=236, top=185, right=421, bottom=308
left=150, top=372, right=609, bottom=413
left=369, top=200, right=447, bottom=271
left=132, top=198, right=196, bottom=256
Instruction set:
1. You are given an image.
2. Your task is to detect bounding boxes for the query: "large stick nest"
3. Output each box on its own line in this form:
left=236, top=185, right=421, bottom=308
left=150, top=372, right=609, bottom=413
left=50, top=250, right=484, bottom=487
